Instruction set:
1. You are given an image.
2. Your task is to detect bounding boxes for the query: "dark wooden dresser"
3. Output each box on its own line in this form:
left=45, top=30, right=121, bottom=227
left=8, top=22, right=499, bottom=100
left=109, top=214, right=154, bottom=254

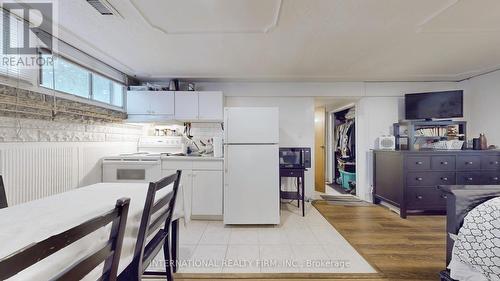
left=373, top=150, right=500, bottom=218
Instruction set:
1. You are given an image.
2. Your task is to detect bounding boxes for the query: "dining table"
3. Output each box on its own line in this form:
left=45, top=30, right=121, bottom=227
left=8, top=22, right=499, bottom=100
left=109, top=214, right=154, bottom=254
left=0, top=182, right=187, bottom=280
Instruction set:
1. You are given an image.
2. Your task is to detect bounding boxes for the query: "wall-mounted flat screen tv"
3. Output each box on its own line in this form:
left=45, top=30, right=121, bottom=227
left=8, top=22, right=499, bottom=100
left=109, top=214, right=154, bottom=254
left=405, top=90, right=463, bottom=120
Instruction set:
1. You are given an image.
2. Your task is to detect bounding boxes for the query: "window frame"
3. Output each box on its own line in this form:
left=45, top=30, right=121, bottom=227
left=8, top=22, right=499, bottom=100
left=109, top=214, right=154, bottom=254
left=38, top=50, right=125, bottom=109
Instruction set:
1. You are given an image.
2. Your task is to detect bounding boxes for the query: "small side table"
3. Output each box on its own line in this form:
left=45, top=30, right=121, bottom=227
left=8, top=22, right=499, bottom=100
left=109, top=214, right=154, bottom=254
left=279, top=168, right=306, bottom=216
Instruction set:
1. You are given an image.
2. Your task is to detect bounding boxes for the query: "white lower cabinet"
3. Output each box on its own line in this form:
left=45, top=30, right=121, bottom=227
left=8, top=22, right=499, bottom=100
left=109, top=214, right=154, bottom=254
left=162, top=169, right=193, bottom=220
left=162, top=160, right=223, bottom=220
left=191, top=170, right=223, bottom=217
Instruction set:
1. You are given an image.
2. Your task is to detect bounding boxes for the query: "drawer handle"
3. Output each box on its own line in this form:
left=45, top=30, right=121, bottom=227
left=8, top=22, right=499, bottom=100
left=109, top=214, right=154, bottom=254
left=467, top=177, right=473, bottom=181
left=493, top=177, right=499, bottom=181
left=416, top=195, right=423, bottom=200
left=441, top=194, right=448, bottom=199
left=441, top=177, right=448, bottom=181
left=492, top=161, right=499, bottom=165
left=416, top=177, right=423, bottom=181
left=416, top=161, right=423, bottom=165
left=466, top=161, right=473, bottom=165
left=441, top=161, right=448, bottom=165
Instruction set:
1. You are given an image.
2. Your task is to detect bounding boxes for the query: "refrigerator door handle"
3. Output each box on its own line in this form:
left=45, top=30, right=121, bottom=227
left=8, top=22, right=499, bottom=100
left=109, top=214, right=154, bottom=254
left=224, top=109, right=229, bottom=141
left=224, top=145, right=229, bottom=186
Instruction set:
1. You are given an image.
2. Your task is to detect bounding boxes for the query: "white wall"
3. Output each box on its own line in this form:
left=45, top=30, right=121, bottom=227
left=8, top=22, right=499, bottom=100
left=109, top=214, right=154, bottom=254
left=0, top=116, right=142, bottom=205
left=197, top=81, right=459, bottom=202
left=460, top=70, right=500, bottom=146
left=355, top=97, right=403, bottom=201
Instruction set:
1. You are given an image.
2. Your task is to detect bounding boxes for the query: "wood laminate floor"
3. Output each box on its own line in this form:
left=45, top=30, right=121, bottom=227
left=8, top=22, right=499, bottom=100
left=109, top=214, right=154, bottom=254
left=312, top=201, right=446, bottom=281
left=163, top=201, right=446, bottom=281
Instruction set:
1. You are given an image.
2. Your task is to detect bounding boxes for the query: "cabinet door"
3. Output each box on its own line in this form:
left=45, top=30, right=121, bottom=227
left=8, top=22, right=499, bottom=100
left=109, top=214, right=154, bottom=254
left=162, top=169, right=192, bottom=220
left=127, top=91, right=151, bottom=114
left=175, top=91, right=199, bottom=120
left=191, top=170, right=223, bottom=216
left=150, top=91, right=175, bottom=115
left=198, top=92, right=223, bottom=121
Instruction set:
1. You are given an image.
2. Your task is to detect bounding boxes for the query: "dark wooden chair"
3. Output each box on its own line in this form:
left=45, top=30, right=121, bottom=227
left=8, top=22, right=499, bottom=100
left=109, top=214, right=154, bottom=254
left=120, top=170, right=182, bottom=281
left=0, top=198, right=130, bottom=280
left=0, top=175, right=8, bottom=209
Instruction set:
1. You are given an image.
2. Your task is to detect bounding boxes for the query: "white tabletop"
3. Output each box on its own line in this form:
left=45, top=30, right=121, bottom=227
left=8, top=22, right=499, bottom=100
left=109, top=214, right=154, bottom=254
left=0, top=182, right=185, bottom=280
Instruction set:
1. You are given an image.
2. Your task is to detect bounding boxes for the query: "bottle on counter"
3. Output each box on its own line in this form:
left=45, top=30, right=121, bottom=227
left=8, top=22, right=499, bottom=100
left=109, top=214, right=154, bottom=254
left=479, top=133, right=488, bottom=150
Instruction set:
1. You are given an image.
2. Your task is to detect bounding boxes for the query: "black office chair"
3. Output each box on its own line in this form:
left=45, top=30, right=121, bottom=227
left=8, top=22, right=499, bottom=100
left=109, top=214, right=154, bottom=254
left=0, top=198, right=130, bottom=280
left=0, top=175, right=7, bottom=209
left=120, top=170, right=182, bottom=281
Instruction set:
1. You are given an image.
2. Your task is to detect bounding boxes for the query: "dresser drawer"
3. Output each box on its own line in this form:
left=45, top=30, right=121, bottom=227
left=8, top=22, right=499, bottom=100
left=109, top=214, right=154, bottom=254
left=406, top=157, right=431, bottom=170
left=407, top=172, right=456, bottom=186
left=481, top=156, right=500, bottom=170
left=481, top=171, right=500, bottom=185
left=406, top=187, right=443, bottom=209
left=431, top=156, right=455, bottom=170
left=457, top=172, right=482, bottom=185
left=456, top=156, right=481, bottom=170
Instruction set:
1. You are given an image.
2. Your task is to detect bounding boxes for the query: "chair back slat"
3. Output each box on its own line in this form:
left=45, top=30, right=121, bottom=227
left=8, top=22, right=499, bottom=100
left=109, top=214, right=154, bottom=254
left=0, top=198, right=130, bottom=281
left=141, top=231, right=165, bottom=266
left=52, top=242, right=114, bottom=281
left=0, top=175, right=7, bottom=209
left=147, top=208, right=171, bottom=236
left=130, top=170, right=181, bottom=277
left=151, top=192, right=174, bottom=215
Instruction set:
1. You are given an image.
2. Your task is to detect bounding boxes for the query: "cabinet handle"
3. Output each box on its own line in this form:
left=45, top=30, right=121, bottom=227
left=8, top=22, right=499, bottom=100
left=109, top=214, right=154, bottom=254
left=467, top=177, right=473, bottom=181
left=493, top=177, right=499, bottom=181
left=441, top=177, right=448, bottom=181
left=416, top=177, right=423, bottom=181
left=492, top=161, right=499, bottom=165
left=466, top=161, right=473, bottom=165
left=416, top=161, right=423, bottom=165
left=416, top=195, right=423, bottom=200
left=441, top=161, right=448, bottom=165
left=441, top=194, right=448, bottom=199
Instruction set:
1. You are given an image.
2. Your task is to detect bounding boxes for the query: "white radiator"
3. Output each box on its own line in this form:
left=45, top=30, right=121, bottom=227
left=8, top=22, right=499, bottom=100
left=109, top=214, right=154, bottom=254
left=0, top=143, right=137, bottom=205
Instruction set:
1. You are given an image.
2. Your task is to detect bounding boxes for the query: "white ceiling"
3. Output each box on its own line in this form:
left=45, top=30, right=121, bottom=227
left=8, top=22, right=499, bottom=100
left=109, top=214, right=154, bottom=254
left=45, top=0, right=500, bottom=81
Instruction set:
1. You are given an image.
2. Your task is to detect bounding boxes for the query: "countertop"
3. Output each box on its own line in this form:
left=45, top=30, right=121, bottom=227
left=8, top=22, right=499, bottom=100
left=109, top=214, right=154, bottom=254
left=161, top=155, right=224, bottom=161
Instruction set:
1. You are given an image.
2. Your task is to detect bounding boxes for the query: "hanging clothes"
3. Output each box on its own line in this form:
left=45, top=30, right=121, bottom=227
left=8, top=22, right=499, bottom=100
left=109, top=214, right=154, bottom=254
left=335, top=120, right=355, bottom=160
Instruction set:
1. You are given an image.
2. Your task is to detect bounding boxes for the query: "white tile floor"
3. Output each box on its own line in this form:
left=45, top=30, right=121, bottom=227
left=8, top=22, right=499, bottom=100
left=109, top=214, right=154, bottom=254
left=168, top=202, right=376, bottom=274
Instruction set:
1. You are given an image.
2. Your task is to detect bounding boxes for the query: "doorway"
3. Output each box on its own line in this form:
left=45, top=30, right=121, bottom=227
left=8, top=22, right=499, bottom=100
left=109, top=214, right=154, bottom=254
left=314, top=98, right=359, bottom=196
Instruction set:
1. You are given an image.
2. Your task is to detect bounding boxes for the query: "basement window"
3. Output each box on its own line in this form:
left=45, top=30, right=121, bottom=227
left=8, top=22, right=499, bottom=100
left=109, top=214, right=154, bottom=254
left=40, top=54, right=125, bottom=108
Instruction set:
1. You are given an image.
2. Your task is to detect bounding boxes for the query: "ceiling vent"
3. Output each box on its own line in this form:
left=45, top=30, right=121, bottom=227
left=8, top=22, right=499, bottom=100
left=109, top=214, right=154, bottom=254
left=87, top=0, right=119, bottom=16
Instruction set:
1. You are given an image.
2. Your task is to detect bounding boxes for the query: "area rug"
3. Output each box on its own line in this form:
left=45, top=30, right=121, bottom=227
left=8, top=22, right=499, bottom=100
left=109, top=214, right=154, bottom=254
left=318, top=195, right=373, bottom=206
left=326, top=183, right=350, bottom=194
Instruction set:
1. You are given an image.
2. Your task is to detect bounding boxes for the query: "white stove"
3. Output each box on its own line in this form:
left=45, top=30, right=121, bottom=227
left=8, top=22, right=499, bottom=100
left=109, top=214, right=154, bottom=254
left=102, top=136, right=184, bottom=183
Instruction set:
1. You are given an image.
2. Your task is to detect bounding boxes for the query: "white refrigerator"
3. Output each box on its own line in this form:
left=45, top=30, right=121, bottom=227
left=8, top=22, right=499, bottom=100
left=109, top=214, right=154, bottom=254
left=223, top=107, right=280, bottom=225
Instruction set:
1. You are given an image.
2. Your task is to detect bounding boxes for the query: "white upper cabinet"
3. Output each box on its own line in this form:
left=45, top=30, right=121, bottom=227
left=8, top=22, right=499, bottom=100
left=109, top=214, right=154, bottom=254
left=127, top=90, right=223, bottom=122
left=198, top=91, right=223, bottom=121
left=127, top=91, right=150, bottom=115
left=174, top=91, right=199, bottom=120
left=127, top=91, right=174, bottom=115
left=149, top=91, right=175, bottom=115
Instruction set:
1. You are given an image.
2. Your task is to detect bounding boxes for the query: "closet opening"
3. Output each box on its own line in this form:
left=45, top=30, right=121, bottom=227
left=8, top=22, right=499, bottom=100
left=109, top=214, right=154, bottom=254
left=330, top=105, right=356, bottom=195
left=315, top=98, right=359, bottom=197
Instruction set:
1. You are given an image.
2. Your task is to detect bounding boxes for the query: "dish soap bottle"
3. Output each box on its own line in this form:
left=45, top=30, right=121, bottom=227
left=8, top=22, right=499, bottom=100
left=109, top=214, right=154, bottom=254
left=479, top=133, right=488, bottom=150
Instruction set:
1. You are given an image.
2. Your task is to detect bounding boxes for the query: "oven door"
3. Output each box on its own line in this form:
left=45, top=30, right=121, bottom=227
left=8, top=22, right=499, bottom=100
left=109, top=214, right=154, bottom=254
left=102, top=159, right=161, bottom=183
left=279, top=148, right=304, bottom=169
